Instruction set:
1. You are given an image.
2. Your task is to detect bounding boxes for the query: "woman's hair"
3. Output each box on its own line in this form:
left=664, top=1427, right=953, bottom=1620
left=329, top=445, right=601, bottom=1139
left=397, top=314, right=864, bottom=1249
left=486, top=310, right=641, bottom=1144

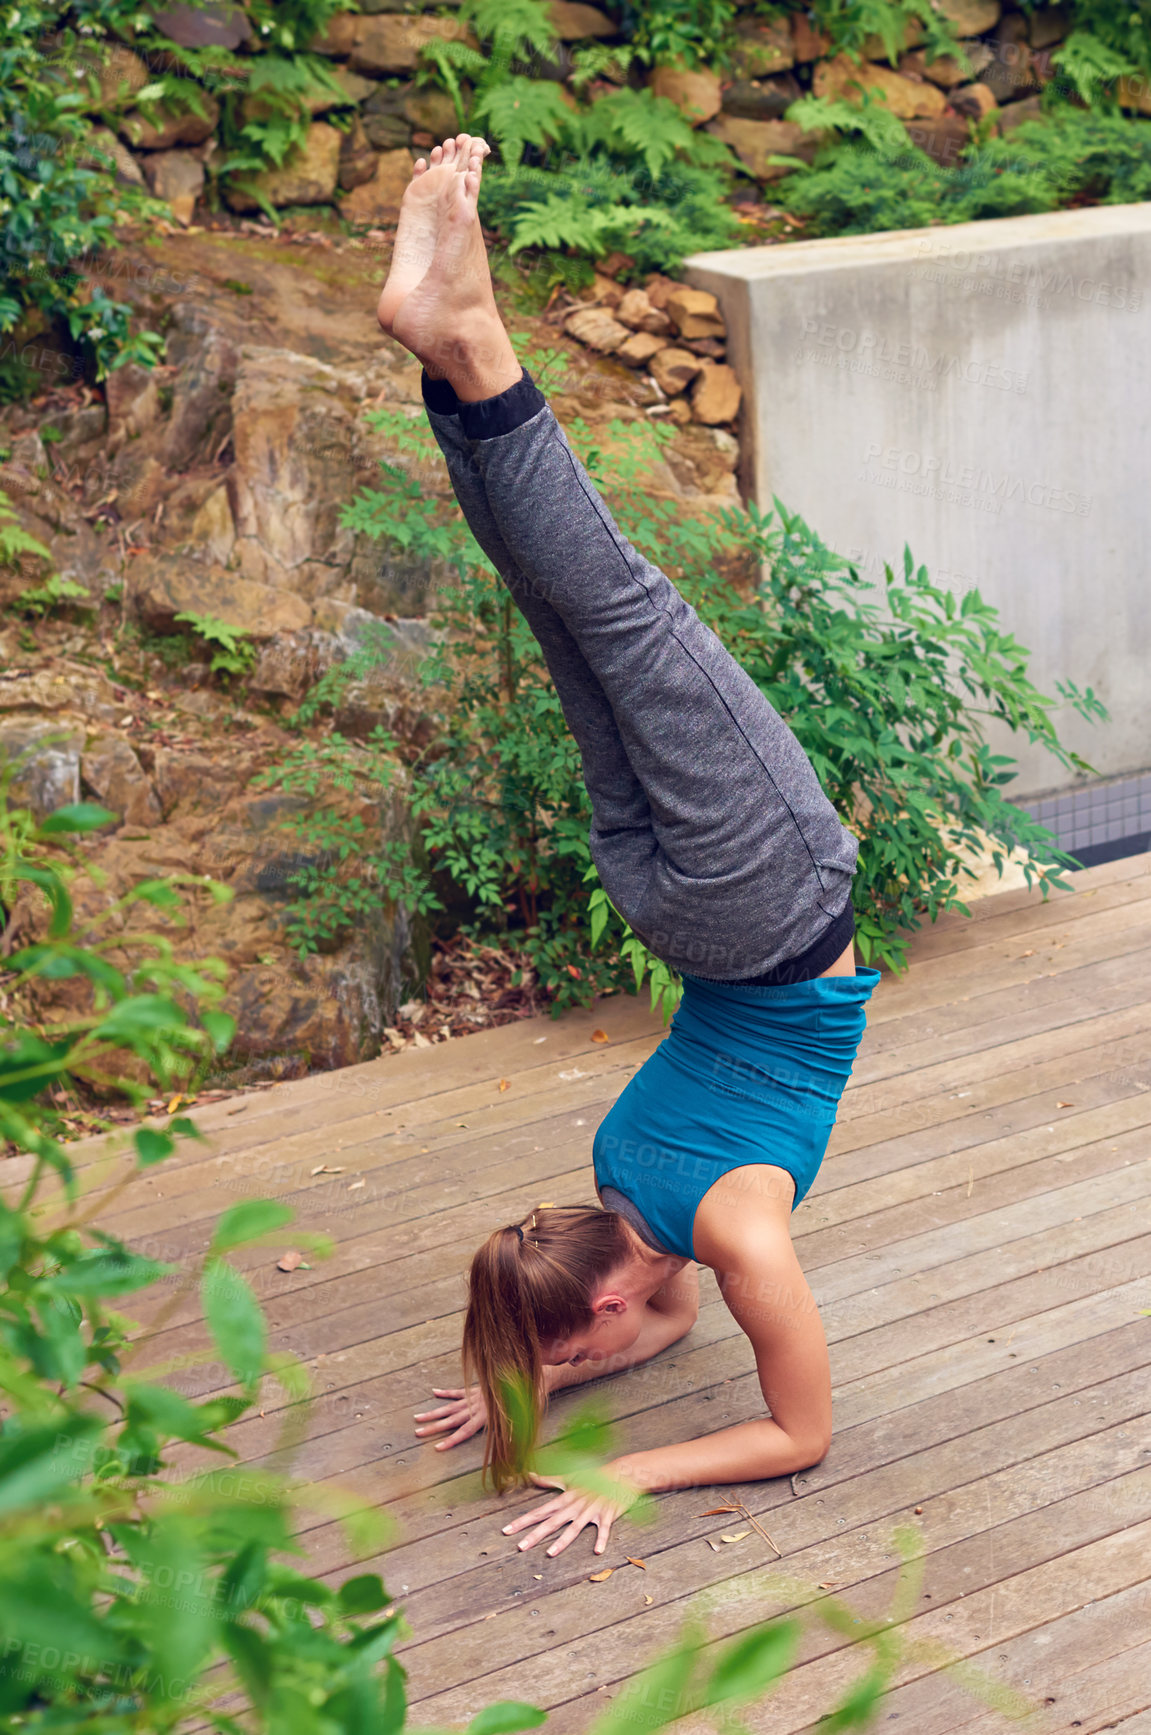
left=463, top=1204, right=630, bottom=1492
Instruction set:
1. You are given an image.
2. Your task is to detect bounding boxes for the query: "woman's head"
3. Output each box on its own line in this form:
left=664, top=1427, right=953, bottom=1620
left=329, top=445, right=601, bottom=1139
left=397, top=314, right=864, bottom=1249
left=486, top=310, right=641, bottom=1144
left=463, top=1204, right=633, bottom=1490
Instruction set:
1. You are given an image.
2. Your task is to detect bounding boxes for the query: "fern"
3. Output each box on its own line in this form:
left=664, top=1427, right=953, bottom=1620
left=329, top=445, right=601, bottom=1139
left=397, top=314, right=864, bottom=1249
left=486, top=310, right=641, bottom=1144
left=464, top=0, right=559, bottom=64
left=471, top=75, right=575, bottom=167
left=1050, top=29, right=1137, bottom=106
left=0, top=491, right=53, bottom=576
left=786, top=91, right=913, bottom=153
left=507, top=191, right=678, bottom=255
left=17, top=573, right=93, bottom=618
left=417, top=38, right=490, bottom=127
left=173, top=611, right=256, bottom=678
left=575, top=86, right=726, bottom=180
left=810, top=0, right=962, bottom=67
left=568, top=43, right=637, bottom=92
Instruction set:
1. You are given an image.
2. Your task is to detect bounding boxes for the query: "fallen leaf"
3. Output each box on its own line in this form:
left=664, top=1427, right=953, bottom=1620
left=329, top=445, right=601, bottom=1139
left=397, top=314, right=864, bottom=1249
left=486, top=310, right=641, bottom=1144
left=643, top=1594, right=654, bottom=1605
left=311, top=1164, right=344, bottom=1176
left=700, top=1506, right=741, bottom=1516
left=720, top=1531, right=750, bottom=1544
left=166, top=1094, right=184, bottom=1114
left=226, top=1103, right=247, bottom=1115
left=498, top=1079, right=510, bottom=1091
left=348, top=1179, right=365, bottom=1191
left=1057, top=1101, right=1074, bottom=1108
left=588, top=1568, right=613, bottom=1582
left=706, top=1539, right=722, bottom=1551
left=533, top=1574, right=543, bottom=1580
left=276, top=1250, right=304, bottom=1273
left=591, top=1029, right=609, bottom=1043
left=914, top=1505, right=924, bottom=1515
left=817, top=1581, right=836, bottom=1590
left=625, top=1557, right=646, bottom=1570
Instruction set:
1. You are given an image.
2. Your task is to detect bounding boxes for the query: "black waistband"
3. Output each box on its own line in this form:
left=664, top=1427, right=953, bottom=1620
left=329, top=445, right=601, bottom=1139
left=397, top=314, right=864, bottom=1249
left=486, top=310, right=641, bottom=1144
left=697, top=901, right=856, bottom=988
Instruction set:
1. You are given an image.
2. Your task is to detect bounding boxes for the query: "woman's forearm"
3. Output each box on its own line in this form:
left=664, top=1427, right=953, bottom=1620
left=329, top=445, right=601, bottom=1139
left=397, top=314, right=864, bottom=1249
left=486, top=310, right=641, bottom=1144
left=615, top=1416, right=824, bottom=1492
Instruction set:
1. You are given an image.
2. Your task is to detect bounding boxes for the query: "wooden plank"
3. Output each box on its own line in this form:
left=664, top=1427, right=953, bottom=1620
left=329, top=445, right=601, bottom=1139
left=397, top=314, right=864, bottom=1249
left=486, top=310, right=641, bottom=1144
left=162, top=1245, right=1150, bottom=1520
left=292, top=1316, right=1151, bottom=1577
left=116, top=1037, right=1151, bottom=1345
left=403, top=1513, right=1151, bottom=1722
left=362, top=1386, right=1151, bottom=1673
left=147, top=1130, right=1148, bottom=1412
left=95, top=1022, right=1151, bottom=1296
left=831, top=1589, right=1151, bottom=1735
left=866, top=901, right=1151, bottom=1027
left=904, top=853, right=1151, bottom=962
left=142, top=1147, right=1151, bottom=1405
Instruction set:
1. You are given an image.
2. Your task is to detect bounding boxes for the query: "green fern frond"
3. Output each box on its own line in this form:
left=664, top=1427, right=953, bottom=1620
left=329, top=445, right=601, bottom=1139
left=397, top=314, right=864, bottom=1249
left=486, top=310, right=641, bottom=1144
left=1051, top=29, right=1136, bottom=105
left=0, top=493, right=53, bottom=573
left=786, top=91, right=909, bottom=153
left=463, top=0, right=558, bottom=63
left=471, top=75, right=574, bottom=166
left=577, top=87, right=700, bottom=181
left=507, top=191, right=678, bottom=256
left=568, top=43, right=636, bottom=92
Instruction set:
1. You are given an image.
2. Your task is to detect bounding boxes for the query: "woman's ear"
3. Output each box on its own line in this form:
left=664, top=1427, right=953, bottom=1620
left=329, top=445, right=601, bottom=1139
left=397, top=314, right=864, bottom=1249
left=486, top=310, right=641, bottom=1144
left=593, top=1293, right=628, bottom=1317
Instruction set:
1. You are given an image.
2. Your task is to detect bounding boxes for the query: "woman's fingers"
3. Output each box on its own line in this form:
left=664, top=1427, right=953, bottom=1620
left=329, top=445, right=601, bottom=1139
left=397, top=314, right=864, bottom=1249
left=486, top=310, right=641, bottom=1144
left=502, top=1495, right=568, bottom=1540
left=438, top=1415, right=483, bottom=1449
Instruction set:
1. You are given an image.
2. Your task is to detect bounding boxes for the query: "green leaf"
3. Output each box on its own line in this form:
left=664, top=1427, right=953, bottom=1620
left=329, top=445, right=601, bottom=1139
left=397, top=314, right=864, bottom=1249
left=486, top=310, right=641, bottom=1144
left=210, top=1199, right=294, bottom=1254
left=202, top=1008, right=237, bottom=1053
left=467, top=1703, right=547, bottom=1735
left=0, top=1416, right=102, bottom=1514
left=92, top=995, right=185, bottom=1043
left=203, top=1257, right=267, bottom=1388
left=704, top=1619, right=799, bottom=1706
left=45, top=1247, right=170, bottom=1297
left=135, top=1126, right=175, bottom=1167
left=588, top=1627, right=703, bottom=1735
left=37, top=802, right=117, bottom=834
left=339, top=1573, right=391, bottom=1616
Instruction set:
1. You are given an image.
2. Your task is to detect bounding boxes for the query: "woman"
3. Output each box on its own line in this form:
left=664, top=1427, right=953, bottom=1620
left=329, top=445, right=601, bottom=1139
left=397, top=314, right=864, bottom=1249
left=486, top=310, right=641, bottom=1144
left=377, top=134, right=879, bottom=1559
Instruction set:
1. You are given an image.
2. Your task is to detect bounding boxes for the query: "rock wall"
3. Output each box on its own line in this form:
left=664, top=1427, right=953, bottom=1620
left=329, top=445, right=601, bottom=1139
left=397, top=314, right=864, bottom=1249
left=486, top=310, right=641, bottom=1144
left=66, top=0, right=1106, bottom=247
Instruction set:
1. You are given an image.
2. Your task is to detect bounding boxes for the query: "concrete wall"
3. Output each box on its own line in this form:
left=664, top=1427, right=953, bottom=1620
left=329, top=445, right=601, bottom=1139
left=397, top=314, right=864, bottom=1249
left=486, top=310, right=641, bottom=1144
left=685, top=204, right=1151, bottom=799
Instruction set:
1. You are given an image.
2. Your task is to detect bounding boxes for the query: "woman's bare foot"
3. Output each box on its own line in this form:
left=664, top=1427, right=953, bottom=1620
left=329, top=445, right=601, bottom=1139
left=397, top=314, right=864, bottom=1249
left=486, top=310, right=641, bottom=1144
left=389, top=147, right=522, bottom=402
left=376, top=134, right=490, bottom=336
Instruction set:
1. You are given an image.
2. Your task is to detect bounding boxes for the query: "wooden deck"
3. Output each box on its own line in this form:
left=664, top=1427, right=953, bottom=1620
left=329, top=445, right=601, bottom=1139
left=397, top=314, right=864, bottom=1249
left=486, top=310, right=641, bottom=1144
left=74, top=853, right=1151, bottom=1732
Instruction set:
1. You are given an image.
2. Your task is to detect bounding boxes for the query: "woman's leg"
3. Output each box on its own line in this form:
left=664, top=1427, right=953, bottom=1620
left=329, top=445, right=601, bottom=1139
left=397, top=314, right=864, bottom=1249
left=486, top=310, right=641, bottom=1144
left=382, top=140, right=858, bottom=978
left=422, top=381, right=659, bottom=915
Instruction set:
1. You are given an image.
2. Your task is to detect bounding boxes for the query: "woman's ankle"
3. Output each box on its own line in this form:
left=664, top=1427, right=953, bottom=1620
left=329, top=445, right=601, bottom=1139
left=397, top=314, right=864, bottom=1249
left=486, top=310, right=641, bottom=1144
left=442, top=322, right=522, bottom=403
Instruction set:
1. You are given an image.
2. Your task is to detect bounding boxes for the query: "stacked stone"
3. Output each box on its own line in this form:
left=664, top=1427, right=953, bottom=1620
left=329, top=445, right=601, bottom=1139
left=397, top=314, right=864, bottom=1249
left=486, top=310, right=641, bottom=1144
left=563, top=281, right=741, bottom=427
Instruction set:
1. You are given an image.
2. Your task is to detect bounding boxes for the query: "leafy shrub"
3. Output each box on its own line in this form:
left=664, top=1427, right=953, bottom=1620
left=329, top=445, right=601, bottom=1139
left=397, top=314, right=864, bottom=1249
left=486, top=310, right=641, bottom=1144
left=0, top=3, right=164, bottom=388
left=252, top=728, right=440, bottom=959
left=619, top=0, right=740, bottom=69
left=777, top=104, right=1151, bottom=235
left=316, top=402, right=1098, bottom=1019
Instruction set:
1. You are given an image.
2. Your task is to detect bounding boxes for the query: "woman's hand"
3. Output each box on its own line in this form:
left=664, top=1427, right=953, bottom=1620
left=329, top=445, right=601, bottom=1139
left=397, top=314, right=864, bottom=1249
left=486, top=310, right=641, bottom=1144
left=501, top=1465, right=641, bottom=1558
left=413, top=1386, right=488, bottom=1450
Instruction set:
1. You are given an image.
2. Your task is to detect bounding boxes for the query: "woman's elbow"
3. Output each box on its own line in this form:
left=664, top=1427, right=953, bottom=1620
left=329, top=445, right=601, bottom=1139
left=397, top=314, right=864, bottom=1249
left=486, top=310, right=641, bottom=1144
left=788, top=1428, right=831, bottom=1472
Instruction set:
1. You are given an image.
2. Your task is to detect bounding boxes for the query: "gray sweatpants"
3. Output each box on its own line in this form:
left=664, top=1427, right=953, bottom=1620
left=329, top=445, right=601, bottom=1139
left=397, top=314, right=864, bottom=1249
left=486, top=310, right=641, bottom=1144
left=422, top=371, right=858, bottom=981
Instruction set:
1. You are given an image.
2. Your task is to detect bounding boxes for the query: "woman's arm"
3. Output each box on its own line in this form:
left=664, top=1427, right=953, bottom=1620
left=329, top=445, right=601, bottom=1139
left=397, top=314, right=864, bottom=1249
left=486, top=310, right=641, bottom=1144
left=616, top=1215, right=830, bottom=1486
